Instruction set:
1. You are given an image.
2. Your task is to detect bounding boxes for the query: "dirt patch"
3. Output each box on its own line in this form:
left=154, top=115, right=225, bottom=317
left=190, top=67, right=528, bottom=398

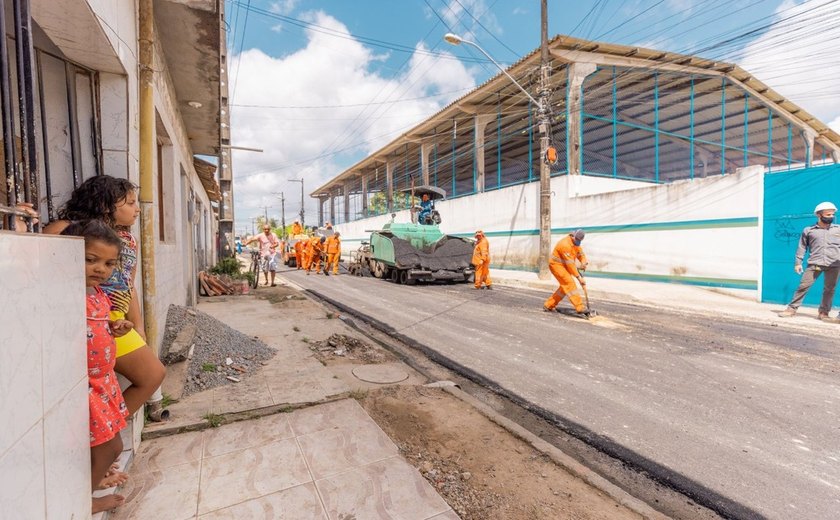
left=309, top=333, right=392, bottom=365
left=361, top=386, right=642, bottom=520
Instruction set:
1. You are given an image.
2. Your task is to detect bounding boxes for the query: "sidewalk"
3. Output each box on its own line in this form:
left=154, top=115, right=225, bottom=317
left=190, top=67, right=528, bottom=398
left=491, top=268, right=840, bottom=333
left=108, top=286, right=456, bottom=520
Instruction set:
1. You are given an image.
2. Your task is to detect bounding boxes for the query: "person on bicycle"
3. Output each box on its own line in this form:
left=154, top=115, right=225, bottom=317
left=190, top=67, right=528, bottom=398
left=244, top=224, right=280, bottom=286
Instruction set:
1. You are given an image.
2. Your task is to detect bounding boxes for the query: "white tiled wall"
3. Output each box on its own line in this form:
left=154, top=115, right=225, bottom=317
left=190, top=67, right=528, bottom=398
left=0, top=232, right=90, bottom=520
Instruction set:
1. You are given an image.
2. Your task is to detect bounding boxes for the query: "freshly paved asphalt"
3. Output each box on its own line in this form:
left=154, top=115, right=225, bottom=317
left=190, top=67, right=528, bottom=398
left=281, top=268, right=840, bottom=520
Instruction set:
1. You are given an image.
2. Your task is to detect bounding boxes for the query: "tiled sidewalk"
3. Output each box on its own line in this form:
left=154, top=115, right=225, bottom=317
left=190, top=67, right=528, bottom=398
left=110, top=399, right=458, bottom=519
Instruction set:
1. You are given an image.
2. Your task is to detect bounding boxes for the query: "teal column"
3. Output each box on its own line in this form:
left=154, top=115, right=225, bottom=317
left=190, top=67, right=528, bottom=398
left=612, top=66, right=617, bottom=178
left=720, top=78, right=727, bottom=175
left=497, top=102, right=502, bottom=188
left=451, top=128, right=456, bottom=196
left=689, top=76, right=695, bottom=179
left=767, top=111, right=773, bottom=170
left=787, top=123, right=792, bottom=170
left=743, top=93, right=749, bottom=167
left=654, top=72, right=660, bottom=182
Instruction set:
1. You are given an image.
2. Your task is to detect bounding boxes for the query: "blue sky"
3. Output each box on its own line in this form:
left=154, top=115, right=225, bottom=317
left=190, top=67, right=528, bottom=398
left=225, top=0, right=840, bottom=233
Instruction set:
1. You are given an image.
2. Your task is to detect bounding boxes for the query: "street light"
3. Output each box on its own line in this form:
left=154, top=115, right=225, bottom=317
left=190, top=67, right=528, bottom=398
left=288, top=178, right=305, bottom=227
left=443, top=33, right=541, bottom=108
left=444, top=22, right=552, bottom=280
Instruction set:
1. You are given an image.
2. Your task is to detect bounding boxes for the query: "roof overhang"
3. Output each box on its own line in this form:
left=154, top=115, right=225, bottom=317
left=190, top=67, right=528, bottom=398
left=155, top=0, right=221, bottom=156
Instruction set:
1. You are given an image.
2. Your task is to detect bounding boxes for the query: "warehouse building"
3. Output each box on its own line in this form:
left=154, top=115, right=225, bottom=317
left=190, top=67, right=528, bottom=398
left=311, top=35, right=840, bottom=301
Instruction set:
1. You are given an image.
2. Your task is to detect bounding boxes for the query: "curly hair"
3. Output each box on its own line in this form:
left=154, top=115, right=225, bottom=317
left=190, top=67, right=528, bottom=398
left=57, top=175, right=137, bottom=227
left=60, top=219, right=123, bottom=250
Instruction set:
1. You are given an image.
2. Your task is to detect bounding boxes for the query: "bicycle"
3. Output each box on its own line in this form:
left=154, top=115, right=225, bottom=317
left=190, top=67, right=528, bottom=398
left=249, top=250, right=261, bottom=289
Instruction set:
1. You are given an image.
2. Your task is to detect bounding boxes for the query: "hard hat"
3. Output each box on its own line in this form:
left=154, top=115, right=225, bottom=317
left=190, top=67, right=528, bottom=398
left=572, top=229, right=585, bottom=242
left=814, top=202, right=837, bottom=215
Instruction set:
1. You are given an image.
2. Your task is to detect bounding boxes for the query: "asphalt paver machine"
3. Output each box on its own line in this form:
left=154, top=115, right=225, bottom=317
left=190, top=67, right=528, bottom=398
left=348, top=186, right=474, bottom=285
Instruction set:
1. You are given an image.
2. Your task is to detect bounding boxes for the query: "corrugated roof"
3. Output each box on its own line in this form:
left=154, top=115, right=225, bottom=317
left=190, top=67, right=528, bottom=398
left=312, top=34, right=840, bottom=196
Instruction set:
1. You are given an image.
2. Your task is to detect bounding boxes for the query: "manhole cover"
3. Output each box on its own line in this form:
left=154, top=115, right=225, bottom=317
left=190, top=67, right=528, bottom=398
left=352, top=364, right=409, bottom=384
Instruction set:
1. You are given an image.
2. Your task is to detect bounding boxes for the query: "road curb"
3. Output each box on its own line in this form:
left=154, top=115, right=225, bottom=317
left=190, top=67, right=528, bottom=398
left=440, top=385, right=671, bottom=520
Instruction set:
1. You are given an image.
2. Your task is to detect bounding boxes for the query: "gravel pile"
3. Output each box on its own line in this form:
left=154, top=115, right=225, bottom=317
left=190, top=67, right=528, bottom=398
left=161, top=305, right=276, bottom=396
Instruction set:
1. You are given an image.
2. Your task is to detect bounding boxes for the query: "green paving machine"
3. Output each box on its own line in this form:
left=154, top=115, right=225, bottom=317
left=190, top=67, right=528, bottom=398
left=347, top=186, right=475, bottom=285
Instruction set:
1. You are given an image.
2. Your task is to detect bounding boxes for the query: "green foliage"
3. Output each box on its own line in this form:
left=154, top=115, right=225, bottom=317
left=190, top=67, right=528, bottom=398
left=210, top=257, right=243, bottom=277
left=203, top=413, right=223, bottom=428
left=201, top=363, right=217, bottom=373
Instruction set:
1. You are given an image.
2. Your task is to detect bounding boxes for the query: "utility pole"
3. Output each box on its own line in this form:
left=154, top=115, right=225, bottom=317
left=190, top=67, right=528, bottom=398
left=250, top=217, right=256, bottom=235
left=288, top=178, right=305, bottom=227
left=279, top=192, right=286, bottom=238
left=538, top=0, right=551, bottom=280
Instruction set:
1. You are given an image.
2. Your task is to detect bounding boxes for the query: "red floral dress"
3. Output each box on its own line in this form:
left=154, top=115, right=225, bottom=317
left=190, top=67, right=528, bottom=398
left=87, top=287, right=128, bottom=446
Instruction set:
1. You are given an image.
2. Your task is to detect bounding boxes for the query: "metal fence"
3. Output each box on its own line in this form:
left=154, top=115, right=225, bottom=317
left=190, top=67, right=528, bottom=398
left=326, top=63, right=834, bottom=225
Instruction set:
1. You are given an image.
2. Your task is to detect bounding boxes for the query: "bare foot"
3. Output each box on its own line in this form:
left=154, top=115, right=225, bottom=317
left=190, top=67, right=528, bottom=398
left=97, top=467, right=129, bottom=489
left=92, top=494, right=125, bottom=513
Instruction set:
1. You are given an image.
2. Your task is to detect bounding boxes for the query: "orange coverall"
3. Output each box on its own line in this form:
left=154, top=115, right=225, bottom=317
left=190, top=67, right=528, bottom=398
left=325, top=236, right=342, bottom=275
left=307, top=237, right=324, bottom=273
left=472, top=235, right=491, bottom=288
left=294, top=240, right=304, bottom=269
left=544, top=234, right=588, bottom=312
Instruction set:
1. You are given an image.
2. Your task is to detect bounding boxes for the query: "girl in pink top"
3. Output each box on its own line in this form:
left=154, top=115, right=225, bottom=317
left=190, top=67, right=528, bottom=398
left=63, top=220, right=133, bottom=514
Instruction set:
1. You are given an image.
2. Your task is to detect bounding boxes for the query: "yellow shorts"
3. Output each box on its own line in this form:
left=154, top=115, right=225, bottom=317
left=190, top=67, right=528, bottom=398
left=109, top=310, right=147, bottom=357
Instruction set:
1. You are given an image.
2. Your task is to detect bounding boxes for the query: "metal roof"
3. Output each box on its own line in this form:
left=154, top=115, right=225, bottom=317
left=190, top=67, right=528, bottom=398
left=312, top=34, right=840, bottom=197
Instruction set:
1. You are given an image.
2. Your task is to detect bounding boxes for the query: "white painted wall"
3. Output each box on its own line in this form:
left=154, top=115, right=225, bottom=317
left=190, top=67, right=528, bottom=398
left=0, top=233, right=90, bottom=520
left=335, top=169, right=762, bottom=287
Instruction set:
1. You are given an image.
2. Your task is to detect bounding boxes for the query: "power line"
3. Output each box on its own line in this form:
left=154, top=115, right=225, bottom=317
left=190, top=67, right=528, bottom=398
left=230, top=87, right=473, bottom=109
left=229, top=1, right=492, bottom=64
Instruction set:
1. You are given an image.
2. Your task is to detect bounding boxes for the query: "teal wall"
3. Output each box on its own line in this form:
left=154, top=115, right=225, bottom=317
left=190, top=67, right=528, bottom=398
left=762, top=164, right=840, bottom=305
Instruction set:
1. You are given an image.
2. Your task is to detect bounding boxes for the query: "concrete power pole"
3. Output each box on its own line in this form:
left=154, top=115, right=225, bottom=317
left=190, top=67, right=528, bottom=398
left=280, top=192, right=286, bottom=238
left=538, top=0, right=551, bottom=280
left=288, top=178, right=305, bottom=227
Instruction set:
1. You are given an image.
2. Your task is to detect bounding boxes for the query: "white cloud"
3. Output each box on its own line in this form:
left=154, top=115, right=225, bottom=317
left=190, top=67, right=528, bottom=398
left=228, top=11, right=476, bottom=233
left=512, top=7, right=527, bottom=16
left=442, top=0, right=502, bottom=38
left=269, top=0, right=299, bottom=16
left=737, top=0, right=840, bottom=129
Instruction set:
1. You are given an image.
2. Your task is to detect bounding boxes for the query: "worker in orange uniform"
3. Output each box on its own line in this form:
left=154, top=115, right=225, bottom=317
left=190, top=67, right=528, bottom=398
left=325, top=231, right=342, bottom=275
left=543, top=229, right=589, bottom=316
left=472, top=230, right=492, bottom=289
left=294, top=238, right=304, bottom=269
left=307, top=234, right=327, bottom=275
left=291, top=220, right=303, bottom=236
left=301, top=231, right=314, bottom=271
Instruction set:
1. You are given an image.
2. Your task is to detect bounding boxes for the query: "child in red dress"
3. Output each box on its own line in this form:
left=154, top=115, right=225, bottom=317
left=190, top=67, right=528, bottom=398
left=64, top=220, right=133, bottom=514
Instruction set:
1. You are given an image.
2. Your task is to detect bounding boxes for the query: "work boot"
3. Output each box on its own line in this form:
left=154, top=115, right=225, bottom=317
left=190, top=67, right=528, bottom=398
left=778, top=308, right=796, bottom=318
left=324, top=271, right=329, bottom=276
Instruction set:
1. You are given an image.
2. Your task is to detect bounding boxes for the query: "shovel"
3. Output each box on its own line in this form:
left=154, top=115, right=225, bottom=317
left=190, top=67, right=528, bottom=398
left=580, top=274, right=597, bottom=318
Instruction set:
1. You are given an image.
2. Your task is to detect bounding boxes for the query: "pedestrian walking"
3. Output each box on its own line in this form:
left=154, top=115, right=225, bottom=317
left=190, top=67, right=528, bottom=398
left=543, top=229, right=589, bottom=316
left=472, top=230, right=492, bottom=289
left=778, top=202, right=840, bottom=322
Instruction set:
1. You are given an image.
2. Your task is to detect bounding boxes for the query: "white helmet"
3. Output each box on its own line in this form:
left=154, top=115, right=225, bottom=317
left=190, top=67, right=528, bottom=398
left=814, top=202, right=837, bottom=215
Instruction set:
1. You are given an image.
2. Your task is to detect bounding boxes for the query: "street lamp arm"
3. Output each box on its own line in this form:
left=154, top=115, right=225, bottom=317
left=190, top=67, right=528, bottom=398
left=447, top=36, right=541, bottom=108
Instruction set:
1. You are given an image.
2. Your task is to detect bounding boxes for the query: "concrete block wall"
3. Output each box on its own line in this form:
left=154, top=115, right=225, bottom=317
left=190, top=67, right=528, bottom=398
left=335, top=169, right=763, bottom=289
left=0, top=233, right=90, bottom=520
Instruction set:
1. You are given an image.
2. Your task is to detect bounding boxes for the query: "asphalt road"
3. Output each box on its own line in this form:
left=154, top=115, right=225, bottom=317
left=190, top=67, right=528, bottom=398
left=281, top=268, right=840, bottom=520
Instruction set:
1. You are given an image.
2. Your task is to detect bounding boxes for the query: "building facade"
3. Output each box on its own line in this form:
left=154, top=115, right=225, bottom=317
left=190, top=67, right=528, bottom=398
left=0, top=1, right=227, bottom=517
